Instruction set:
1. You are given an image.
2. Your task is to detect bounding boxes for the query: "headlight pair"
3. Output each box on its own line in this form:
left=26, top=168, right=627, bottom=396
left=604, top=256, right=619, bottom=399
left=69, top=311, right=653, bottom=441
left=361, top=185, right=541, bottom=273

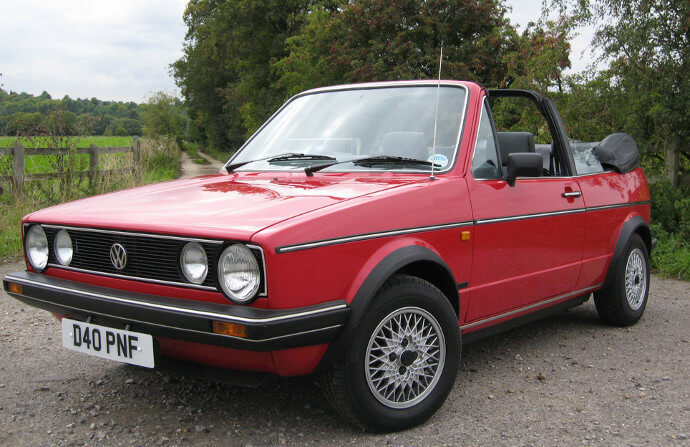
left=25, top=225, right=72, bottom=271
left=180, top=242, right=262, bottom=304
left=25, top=225, right=262, bottom=305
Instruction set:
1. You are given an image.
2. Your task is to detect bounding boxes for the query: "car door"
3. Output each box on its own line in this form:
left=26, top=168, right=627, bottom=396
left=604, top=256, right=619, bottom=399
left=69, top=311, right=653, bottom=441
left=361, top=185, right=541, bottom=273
left=465, top=98, right=585, bottom=322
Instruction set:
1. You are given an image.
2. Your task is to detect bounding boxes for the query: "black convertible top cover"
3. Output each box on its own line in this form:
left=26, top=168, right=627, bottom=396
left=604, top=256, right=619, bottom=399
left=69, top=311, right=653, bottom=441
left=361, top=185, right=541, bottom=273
left=593, top=133, right=640, bottom=173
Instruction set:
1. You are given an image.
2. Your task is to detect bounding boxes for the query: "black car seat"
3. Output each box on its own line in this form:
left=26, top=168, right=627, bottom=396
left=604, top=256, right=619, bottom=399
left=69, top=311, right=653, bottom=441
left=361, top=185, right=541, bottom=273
left=534, top=144, right=553, bottom=171
left=496, top=132, right=535, bottom=166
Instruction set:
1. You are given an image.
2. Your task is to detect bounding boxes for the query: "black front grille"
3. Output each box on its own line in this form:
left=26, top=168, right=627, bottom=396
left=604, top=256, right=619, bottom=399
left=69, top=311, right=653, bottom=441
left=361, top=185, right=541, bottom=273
left=44, top=227, right=222, bottom=289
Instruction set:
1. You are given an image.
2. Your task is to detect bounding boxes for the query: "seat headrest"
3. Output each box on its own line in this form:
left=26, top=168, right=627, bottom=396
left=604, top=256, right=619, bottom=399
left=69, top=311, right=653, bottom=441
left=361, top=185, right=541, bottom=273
left=497, top=132, right=535, bottom=164
left=382, top=132, right=428, bottom=160
left=534, top=144, right=552, bottom=170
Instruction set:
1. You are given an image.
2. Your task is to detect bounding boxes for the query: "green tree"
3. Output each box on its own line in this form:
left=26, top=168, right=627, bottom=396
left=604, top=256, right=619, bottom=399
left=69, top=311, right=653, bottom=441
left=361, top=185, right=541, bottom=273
left=171, top=0, right=337, bottom=152
left=140, top=91, right=185, bottom=142
left=275, top=0, right=518, bottom=95
left=501, top=19, right=571, bottom=91
left=76, top=114, right=99, bottom=135
left=491, top=18, right=573, bottom=142
left=118, top=118, right=143, bottom=136
left=47, top=110, right=77, bottom=135
left=10, top=112, right=45, bottom=135
left=556, top=0, right=689, bottom=185
left=173, top=0, right=531, bottom=152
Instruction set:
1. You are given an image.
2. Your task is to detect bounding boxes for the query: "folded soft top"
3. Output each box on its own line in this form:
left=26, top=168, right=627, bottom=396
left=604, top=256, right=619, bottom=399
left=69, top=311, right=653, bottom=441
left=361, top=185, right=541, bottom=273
left=593, top=133, right=640, bottom=173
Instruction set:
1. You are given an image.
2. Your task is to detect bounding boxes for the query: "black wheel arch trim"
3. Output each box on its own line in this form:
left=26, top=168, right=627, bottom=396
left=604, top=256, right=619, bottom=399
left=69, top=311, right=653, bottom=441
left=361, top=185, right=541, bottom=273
left=313, top=245, right=459, bottom=373
left=603, top=215, right=651, bottom=287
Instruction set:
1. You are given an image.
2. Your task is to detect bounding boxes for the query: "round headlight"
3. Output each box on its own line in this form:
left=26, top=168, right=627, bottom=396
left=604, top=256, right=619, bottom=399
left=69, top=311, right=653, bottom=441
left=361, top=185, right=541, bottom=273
left=217, top=244, right=261, bottom=303
left=25, top=225, right=49, bottom=271
left=180, top=242, right=208, bottom=284
left=54, top=230, right=73, bottom=266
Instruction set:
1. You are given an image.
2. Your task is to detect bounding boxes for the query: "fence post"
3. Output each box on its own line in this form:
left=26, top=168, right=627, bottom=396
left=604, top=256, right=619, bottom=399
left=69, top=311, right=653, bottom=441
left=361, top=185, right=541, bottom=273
left=89, top=144, right=99, bottom=189
left=666, top=136, right=680, bottom=188
left=132, top=136, right=141, bottom=180
left=12, top=141, right=25, bottom=199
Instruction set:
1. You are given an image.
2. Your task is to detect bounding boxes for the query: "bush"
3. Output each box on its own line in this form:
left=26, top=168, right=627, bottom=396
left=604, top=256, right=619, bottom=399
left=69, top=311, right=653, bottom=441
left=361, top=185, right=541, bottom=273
left=140, top=136, right=181, bottom=182
left=650, top=180, right=690, bottom=242
left=141, top=92, right=185, bottom=141
left=650, top=224, right=690, bottom=280
left=649, top=180, right=690, bottom=280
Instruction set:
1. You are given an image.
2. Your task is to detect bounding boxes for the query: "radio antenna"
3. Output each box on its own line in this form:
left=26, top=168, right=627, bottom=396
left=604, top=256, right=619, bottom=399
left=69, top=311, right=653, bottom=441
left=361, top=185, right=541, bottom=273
left=430, top=45, right=443, bottom=181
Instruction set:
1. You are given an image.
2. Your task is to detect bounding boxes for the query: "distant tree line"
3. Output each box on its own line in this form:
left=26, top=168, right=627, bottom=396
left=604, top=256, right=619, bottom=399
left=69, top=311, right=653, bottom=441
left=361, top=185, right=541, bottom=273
left=0, top=89, right=144, bottom=136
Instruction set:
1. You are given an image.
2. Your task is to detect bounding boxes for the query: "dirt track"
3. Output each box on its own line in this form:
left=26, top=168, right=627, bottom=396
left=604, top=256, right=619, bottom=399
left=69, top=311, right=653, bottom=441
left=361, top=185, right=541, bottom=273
left=180, top=151, right=224, bottom=178
left=0, top=257, right=688, bottom=446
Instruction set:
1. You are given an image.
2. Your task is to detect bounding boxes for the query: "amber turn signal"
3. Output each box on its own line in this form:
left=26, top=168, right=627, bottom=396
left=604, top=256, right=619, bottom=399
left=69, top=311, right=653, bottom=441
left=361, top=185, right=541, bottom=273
left=212, top=320, right=248, bottom=338
left=461, top=231, right=471, bottom=241
left=7, top=282, right=22, bottom=294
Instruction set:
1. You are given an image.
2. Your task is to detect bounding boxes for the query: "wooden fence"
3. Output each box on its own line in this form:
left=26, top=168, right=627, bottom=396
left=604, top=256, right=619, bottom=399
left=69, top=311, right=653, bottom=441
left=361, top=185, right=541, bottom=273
left=0, top=137, right=141, bottom=198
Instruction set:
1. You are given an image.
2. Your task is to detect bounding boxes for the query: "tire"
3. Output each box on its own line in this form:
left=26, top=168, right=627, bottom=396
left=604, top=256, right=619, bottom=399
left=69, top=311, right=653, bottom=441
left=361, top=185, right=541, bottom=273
left=594, top=233, right=650, bottom=326
left=321, top=274, right=460, bottom=432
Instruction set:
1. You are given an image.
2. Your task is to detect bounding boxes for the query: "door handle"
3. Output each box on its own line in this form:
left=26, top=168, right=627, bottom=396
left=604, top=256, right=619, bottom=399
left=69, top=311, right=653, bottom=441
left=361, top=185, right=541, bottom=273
left=562, top=191, right=582, bottom=198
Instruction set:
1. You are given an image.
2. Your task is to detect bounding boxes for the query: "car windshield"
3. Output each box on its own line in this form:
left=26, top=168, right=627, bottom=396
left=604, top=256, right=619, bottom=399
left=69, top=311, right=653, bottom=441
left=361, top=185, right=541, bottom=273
left=227, top=85, right=467, bottom=173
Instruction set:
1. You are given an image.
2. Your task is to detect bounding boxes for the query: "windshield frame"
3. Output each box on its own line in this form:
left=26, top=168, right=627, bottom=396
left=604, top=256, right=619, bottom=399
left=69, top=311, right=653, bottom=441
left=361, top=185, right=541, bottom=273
left=223, top=81, right=471, bottom=175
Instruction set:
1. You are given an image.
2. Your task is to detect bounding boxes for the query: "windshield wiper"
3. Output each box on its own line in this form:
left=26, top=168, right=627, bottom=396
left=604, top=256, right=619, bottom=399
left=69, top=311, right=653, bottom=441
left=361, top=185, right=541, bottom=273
left=225, top=153, right=337, bottom=173
left=304, top=156, right=441, bottom=176
left=353, top=156, right=439, bottom=167
left=226, top=152, right=299, bottom=172
left=267, top=154, right=336, bottom=163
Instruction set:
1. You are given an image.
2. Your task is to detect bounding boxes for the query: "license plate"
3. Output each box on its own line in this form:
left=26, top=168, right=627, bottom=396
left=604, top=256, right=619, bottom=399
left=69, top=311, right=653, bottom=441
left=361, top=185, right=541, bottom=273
left=61, top=318, right=155, bottom=368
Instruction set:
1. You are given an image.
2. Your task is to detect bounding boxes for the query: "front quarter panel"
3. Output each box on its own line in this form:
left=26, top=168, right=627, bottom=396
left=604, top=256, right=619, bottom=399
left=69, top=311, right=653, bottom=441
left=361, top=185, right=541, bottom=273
left=254, top=176, right=474, bottom=311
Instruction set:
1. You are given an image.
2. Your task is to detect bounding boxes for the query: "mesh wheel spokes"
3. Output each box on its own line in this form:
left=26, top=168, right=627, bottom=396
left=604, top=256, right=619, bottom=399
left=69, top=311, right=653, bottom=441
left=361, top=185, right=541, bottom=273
left=365, top=307, right=446, bottom=409
left=624, top=248, right=647, bottom=311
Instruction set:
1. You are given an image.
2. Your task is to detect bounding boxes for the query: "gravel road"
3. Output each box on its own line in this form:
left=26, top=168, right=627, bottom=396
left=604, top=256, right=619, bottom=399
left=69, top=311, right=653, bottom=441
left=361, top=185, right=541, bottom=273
left=1, top=258, right=688, bottom=446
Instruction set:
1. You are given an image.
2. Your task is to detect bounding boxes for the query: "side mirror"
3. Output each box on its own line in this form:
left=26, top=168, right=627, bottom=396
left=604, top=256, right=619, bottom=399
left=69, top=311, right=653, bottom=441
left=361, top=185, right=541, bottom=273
left=506, top=153, right=543, bottom=186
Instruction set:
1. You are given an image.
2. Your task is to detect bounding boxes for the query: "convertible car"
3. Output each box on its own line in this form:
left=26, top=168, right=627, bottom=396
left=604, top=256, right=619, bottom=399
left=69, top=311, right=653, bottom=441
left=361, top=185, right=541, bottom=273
left=4, top=80, right=652, bottom=431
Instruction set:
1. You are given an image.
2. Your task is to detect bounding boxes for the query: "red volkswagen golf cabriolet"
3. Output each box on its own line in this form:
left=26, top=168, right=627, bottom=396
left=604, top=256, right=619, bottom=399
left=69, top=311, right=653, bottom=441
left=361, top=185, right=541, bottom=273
left=4, top=81, right=652, bottom=431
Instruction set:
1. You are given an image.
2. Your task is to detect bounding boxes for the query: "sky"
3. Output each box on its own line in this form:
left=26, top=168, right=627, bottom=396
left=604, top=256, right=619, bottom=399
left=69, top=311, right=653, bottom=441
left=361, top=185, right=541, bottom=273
left=0, top=0, right=188, bottom=102
left=505, top=0, right=601, bottom=75
left=0, top=0, right=597, bottom=103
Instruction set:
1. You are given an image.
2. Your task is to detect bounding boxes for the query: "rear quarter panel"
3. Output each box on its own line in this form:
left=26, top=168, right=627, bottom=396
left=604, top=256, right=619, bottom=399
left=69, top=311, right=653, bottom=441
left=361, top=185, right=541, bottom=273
left=576, top=168, right=651, bottom=289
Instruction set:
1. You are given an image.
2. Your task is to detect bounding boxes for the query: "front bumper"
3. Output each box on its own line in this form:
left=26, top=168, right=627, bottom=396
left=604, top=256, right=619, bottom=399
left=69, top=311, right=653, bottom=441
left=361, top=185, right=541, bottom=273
left=3, top=271, right=349, bottom=352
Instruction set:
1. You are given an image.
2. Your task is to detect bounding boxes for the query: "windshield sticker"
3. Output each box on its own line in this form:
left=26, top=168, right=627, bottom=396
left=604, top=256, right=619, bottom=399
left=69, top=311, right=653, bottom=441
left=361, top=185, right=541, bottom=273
left=428, top=154, right=449, bottom=168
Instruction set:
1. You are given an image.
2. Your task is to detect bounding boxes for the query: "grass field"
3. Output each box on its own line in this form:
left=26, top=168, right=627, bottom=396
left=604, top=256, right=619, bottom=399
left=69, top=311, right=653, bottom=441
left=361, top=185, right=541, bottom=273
left=0, top=136, right=133, bottom=148
left=0, top=136, right=135, bottom=175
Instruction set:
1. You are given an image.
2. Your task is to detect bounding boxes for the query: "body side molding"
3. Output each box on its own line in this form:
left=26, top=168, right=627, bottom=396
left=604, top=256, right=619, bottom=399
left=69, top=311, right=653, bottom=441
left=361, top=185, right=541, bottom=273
left=275, top=201, right=650, bottom=253
left=275, top=221, right=473, bottom=253
left=461, top=293, right=592, bottom=344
